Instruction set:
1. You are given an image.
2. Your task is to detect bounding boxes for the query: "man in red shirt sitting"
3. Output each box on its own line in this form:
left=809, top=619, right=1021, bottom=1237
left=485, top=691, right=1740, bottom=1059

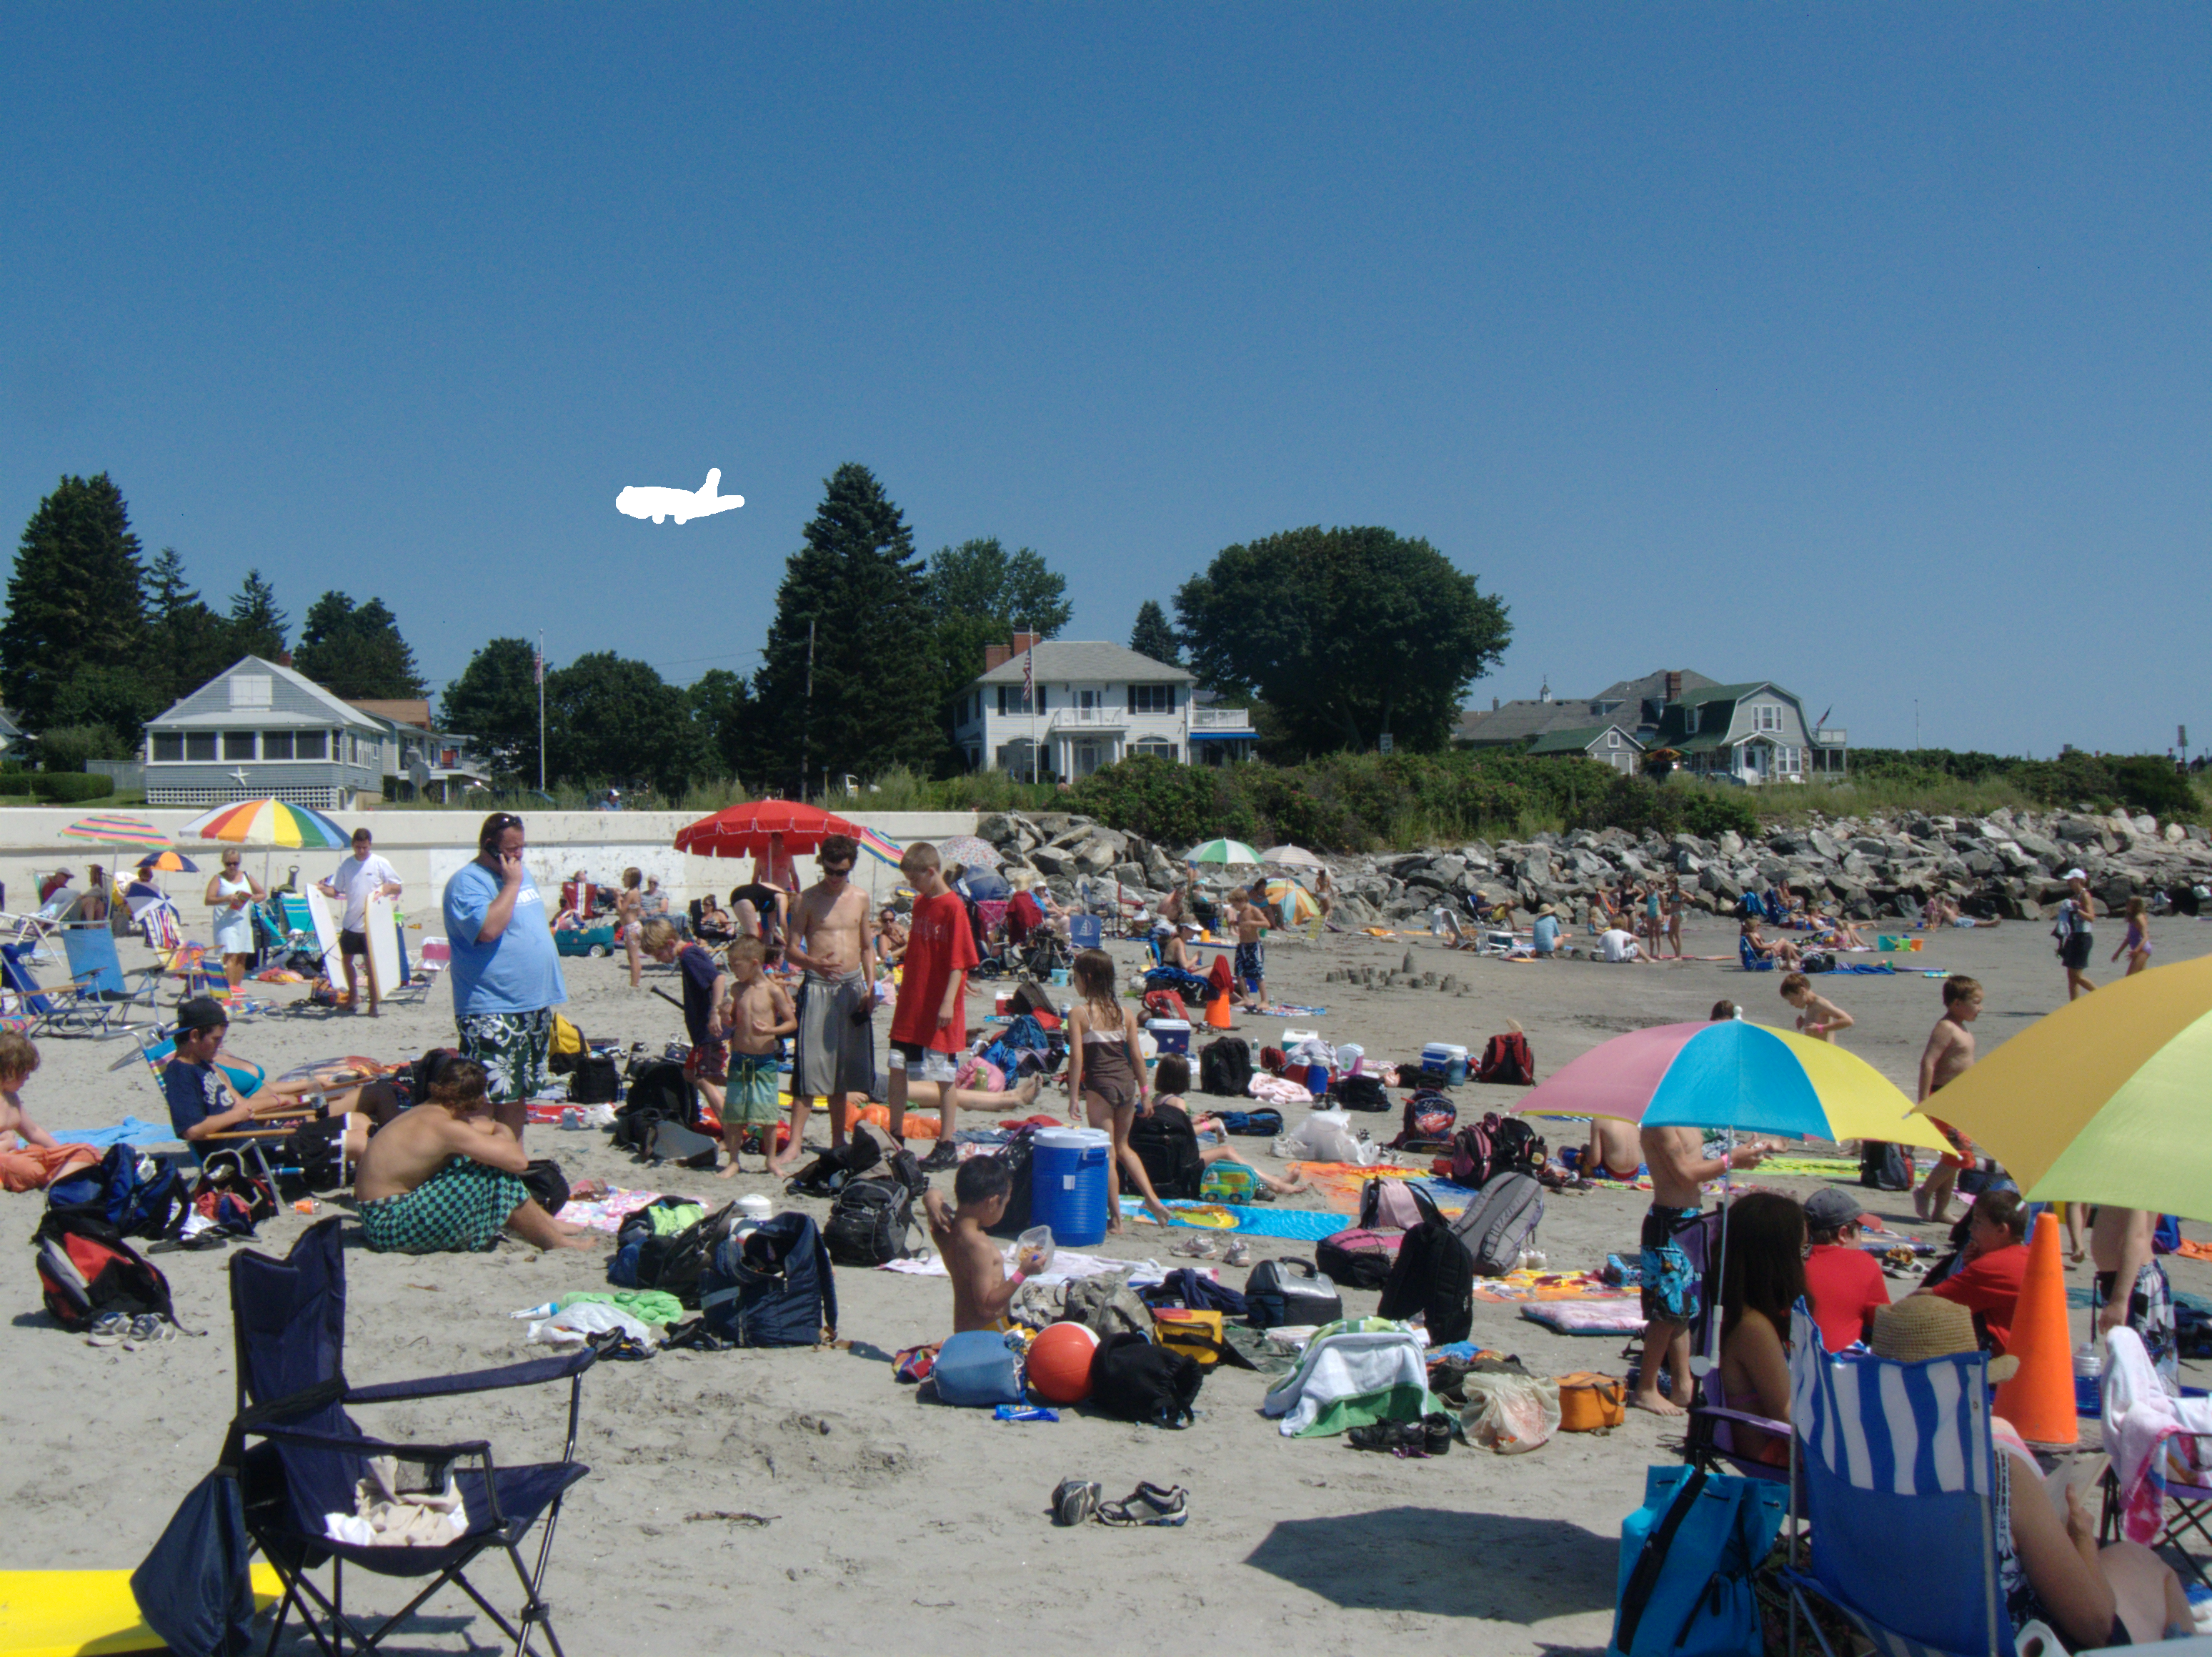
left=1800, top=1188, right=1893, bottom=1352
left=1920, top=1188, right=2031, bottom=1354
left=889, top=841, right=979, bottom=1173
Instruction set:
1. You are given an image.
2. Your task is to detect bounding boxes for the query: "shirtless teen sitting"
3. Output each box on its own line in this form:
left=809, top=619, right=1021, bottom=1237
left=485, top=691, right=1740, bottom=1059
left=922, top=1157, right=1022, bottom=1334
left=354, top=1058, right=595, bottom=1253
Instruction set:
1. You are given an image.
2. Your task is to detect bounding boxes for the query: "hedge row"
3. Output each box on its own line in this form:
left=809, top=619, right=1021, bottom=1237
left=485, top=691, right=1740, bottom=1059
left=0, top=773, right=117, bottom=802
left=1847, top=749, right=2198, bottom=818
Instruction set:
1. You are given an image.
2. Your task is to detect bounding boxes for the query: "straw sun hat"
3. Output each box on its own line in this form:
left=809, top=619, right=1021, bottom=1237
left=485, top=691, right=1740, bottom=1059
left=1869, top=1296, right=2019, bottom=1383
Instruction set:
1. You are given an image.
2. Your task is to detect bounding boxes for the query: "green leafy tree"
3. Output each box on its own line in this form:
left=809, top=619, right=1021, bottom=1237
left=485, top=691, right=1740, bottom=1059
left=924, top=539, right=1072, bottom=638
left=686, top=668, right=752, bottom=777
left=226, top=569, right=289, bottom=662
left=144, top=547, right=240, bottom=700
left=49, top=665, right=164, bottom=750
left=440, top=638, right=543, bottom=782
left=1, top=473, right=151, bottom=730
left=745, top=464, right=940, bottom=791
left=292, top=592, right=427, bottom=699
left=36, top=723, right=127, bottom=773
left=1175, top=526, right=1511, bottom=754
left=1127, top=599, right=1181, bottom=666
left=545, top=652, right=707, bottom=797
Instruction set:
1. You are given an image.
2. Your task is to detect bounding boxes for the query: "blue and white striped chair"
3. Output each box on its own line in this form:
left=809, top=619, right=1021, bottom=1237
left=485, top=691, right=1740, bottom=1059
left=1781, top=1303, right=2014, bottom=1657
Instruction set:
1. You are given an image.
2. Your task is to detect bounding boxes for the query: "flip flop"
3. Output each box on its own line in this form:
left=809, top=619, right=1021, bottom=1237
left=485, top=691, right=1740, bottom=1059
left=86, top=1312, right=129, bottom=1347
left=1052, top=1478, right=1100, bottom=1527
left=1097, top=1483, right=1188, bottom=1527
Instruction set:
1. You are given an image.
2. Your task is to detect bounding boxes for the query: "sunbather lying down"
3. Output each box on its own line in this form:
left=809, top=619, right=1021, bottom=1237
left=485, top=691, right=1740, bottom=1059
left=352, top=1058, right=594, bottom=1253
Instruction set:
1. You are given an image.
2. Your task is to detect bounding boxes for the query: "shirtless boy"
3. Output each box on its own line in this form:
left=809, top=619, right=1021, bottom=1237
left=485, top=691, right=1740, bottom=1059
left=769, top=835, right=877, bottom=1178
left=2092, top=1205, right=2178, bottom=1385
left=1583, top=1116, right=1644, bottom=1181
left=0, top=1032, right=96, bottom=1192
left=1779, top=972, right=1855, bottom=1042
left=1915, top=975, right=1981, bottom=1222
left=1229, top=887, right=1269, bottom=1008
left=922, top=1157, right=1022, bottom=1333
left=354, top=1058, right=594, bottom=1253
left=1631, top=1121, right=1769, bottom=1415
left=719, top=936, right=796, bottom=1176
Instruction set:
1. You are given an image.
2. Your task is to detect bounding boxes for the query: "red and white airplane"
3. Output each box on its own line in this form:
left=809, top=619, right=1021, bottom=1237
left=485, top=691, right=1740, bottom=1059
left=619, top=471, right=739, bottom=517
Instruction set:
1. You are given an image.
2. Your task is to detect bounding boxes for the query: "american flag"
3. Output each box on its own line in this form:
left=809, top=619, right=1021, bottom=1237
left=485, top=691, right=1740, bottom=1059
left=534, top=649, right=544, bottom=685
left=1022, top=643, right=1033, bottom=710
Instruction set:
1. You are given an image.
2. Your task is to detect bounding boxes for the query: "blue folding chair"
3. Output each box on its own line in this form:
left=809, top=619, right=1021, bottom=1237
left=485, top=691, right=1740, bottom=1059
left=1068, top=913, right=1103, bottom=952
left=1779, top=1303, right=2014, bottom=1657
left=0, top=940, right=144, bottom=1038
left=229, top=1218, right=594, bottom=1656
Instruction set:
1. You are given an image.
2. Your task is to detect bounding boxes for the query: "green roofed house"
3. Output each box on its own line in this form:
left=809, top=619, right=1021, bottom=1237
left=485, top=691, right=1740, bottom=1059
left=1525, top=724, right=1645, bottom=773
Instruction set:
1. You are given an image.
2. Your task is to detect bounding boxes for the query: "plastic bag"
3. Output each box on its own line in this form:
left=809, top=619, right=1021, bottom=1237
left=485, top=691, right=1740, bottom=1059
left=1461, top=1372, right=1561, bottom=1454
left=528, top=1302, right=656, bottom=1347
left=1277, top=1110, right=1375, bottom=1167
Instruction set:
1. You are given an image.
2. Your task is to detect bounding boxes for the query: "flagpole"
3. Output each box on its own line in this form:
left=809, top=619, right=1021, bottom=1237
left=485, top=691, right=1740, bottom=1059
left=537, top=632, right=546, bottom=795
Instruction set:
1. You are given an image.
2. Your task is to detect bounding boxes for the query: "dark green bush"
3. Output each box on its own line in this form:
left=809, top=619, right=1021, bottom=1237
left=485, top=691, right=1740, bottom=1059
left=29, top=772, right=115, bottom=802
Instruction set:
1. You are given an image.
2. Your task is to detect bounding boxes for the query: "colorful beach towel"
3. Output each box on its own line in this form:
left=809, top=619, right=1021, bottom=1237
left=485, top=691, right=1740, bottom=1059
left=554, top=1188, right=678, bottom=1233
left=1520, top=1300, right=1648, bottom=1335
left=1472, top=1269, right=1635, bottom=1305
left=1120, top=1198, right=1347, bottom=1241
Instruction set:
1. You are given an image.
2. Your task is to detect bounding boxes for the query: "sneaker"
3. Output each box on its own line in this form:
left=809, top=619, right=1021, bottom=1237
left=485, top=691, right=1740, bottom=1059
left=1223, top=1240, right=1251, bottom=1267
left=1051, top=1478, right=1101, bottom=1526
left=920, top=1143, right=961, bottom=1173
left=1423, top=1411, right=1455, bottom=1457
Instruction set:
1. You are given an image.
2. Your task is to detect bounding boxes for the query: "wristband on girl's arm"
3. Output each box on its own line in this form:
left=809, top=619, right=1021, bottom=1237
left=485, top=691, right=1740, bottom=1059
left=1009, top=1270, right=1026, bottom=1288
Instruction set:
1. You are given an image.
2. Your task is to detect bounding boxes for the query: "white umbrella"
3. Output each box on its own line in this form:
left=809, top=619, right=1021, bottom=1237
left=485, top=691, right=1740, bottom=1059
left=1262, top=845, right=1327, bottom=869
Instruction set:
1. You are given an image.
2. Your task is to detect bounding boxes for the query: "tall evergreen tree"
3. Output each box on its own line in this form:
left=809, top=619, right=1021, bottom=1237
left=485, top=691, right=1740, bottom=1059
left=1128, top=599, right=1181, bottom=666
left=1, top=473, right=150, bottom=730
left=745, top=464, right=940, bottom=791
left=687, top=668, right=752, bottom=778
left=144, top=547, right=239, bottom=699
left=293, top=592, right=427, bottom=698
left=545, top=652, right=706, bottom=797
left=226, top=569, right=288, bottom=661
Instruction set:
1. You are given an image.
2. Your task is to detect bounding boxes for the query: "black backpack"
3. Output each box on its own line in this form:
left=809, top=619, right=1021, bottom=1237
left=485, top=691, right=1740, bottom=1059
left=1449, top=1170, right=1546, bottom=1278
left=627, top=1060, right=698, bottom=1128
left=1485, top=1116, right=1546, bottom=1182
left=1860, top=1139, right=1913, bottom=1192
left=1314, top=1225, right=1406, bottom=1290
left=824, top=1177, right=918, bottom=1267
left=1331, top=1073, right=1390, bottom=1113
left=1128, top=1103, right=1204, bottom=1201
left=1087, top=1330, right=1201, bottom=1427
left=983, top=1128, right=1040, bottom=1238
left=569, top=1053, right=619, bottom=1104
left=629, top=1203, right=738, bottom=1306
left=1377, top=1185, right=1475, bottom=1344
left=34, top=1210, right=178, bottom=1332
left=1199, top=1036, right=1252, bottom=1097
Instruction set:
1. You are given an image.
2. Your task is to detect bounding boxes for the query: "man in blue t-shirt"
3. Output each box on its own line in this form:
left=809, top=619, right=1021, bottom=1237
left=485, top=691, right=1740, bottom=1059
left=161, top=997, right=258, bottom=1158
left=443, top=813, right=569, bottom=1108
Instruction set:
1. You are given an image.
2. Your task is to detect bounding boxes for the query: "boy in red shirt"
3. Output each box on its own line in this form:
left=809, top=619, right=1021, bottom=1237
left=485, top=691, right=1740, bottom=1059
left=889, top=841, right=977, bottom=1173
left=1920, top=1188, right=2031, bottom=1353
left=1800, top=1188, right=1892, bottom=1352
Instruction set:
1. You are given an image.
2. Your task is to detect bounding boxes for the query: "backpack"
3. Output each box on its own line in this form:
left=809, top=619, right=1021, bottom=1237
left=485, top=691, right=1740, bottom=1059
left=1449, top=1170, right=1546, bottom=1277
left=698, top=1212, right=838, bottom=1347
left=33, top=1211, right=178, bottom=1332
left=1390, top=1090, right=1458, bottom=1150
left=181, top=1150, right=279, bottom=1238
left=1448, top=1118, right=1499, bottom=1186
left=610, top=1196, right=712, bottom=1292
left=1010, top=981, right=1058, bottom=1024
left=824, top=1177, right=919, bottom=1267
left=626, top=1060, right=700, bottom=1132
left=1314, top=1225, right=1406, bottom=1290
left=45, top=1144, right=189, bottom=1241
left=1087, top=1330, right=1201, bottom=1427
left=1330, top=1073, right=1390, bottom=1113
left=1450, top=1112, right=1544, bottom=1186
left=1198, top=1036, right=1252, bottom=1097
left=1858, top=1139, right=1913, bottom=1192
left=630, top=1203, right=739, bottom=1306
left=1210, top=1108, right=1282, bottom=1138
left=547, top=1012, right=585, bottom=1075
left=1477, top=1030, right=1537, bottom=1085
left=1378, top=1184, right=1475, bottom=1343
left=409, top=1046, right=462, bottom=1104
left=1244, top=1258, right=1343, bottom=1330
left=982, top=1129, right=1039, bottom=1237
left=1611, top=1466, right=1788, bottom=1657
left=1357, top=1177, right=1425, bottom=1230
left=647, top=1119, right=719, bottom=1170
left=1141, top=988, right=1187, bottom=1024
left=568, top=1053, right=620, bottom=1104
left=1128, top=1104, right=1205, bottom=1201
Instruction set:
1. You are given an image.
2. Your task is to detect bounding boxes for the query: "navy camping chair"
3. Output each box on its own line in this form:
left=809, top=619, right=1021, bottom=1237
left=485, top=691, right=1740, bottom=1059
left=0, top=939, right=143, bottom=1037
left=228, top=1218, right=594, bottom=1656
left=1738, top=936, right=1777, bottom=973
left=1067, top=912, right=1103, bottom=952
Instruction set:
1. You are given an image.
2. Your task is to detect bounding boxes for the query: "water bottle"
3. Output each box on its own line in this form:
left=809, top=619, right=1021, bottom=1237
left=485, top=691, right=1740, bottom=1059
left=2073, top=1341, right=2103, bottom=1416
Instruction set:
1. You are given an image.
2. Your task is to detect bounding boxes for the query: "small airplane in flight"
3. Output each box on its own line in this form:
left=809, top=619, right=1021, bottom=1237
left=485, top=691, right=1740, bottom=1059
left=615, top=468, right=744, bottom=524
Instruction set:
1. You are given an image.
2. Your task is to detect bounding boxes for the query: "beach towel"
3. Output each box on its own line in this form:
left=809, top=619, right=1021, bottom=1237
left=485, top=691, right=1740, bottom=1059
left=1261, top=1320, right=1433, bottom=1436
left=2104, top=1325, right=2212, bottom=1543
left=1119, top=1197, right=1348, bottom=1241
left=555, top=1187, right=680, bottom=1233
left=1830, top=962, right=1898, bottom=975
left=878, top=1248, right=1170, bottom=1288
left=1472, top=1269, right=1636, bottom=1305
left=1519, top=1300, right=1649, bottom=1335
left=42, top=1115, right=179, bottom=1152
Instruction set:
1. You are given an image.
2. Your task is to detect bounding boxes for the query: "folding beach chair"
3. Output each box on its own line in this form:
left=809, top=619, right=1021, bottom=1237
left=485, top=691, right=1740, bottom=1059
left=1068, top=913, right=1103, bottom=952
left=2098, top=1327, right=2212, bottom=1591
left=228, top=1218, right=594, bottom=1656
left=0, top=940, right=144, bottom=1038
left=1778, top=1303, right=2015, bottom=1657
left=62, top=924, right=166, bottom=1014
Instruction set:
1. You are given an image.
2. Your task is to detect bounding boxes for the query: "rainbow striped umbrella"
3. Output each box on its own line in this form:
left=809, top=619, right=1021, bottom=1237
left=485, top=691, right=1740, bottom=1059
left=60, top=813, right=171, bottom=850
left=855, top=826, right=903, bottom=867
left=182, top=799, right=352, bottom=850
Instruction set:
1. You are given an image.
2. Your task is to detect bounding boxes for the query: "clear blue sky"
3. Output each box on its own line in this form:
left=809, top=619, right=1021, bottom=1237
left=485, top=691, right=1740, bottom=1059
left=4, top=6, right=2204, bottom=755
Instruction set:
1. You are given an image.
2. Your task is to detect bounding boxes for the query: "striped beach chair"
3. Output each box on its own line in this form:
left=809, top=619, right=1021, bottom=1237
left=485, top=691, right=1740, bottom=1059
left=1781, top=1303, right=2012, bottom=1657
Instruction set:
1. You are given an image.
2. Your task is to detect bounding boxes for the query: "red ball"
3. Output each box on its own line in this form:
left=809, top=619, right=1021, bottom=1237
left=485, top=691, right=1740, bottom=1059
left=1026, top=1320, right=1099, bottom=1405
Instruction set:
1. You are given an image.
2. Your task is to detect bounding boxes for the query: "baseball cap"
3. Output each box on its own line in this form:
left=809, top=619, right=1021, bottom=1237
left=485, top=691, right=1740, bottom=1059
left=175, top=997, right=229, bottom=1034
left=2063, top=867, right=2086, bottom=882
left=1803, top=1188, right=1863, bottom=1231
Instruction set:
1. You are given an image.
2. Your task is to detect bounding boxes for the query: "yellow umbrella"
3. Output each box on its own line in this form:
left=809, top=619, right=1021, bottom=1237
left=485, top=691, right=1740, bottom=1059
left=1910, top=952, right=2212, bottom=1218
left=1260, top=877, right=1320, bottom=925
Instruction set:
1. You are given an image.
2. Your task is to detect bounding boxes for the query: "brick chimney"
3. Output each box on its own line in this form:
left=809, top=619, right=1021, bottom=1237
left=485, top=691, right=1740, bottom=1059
left=1010, top=631, right=1040, bottom=655
left=1665, top=671, right=1682, bottom=703
left=983, top=644, right=1012, bottom=671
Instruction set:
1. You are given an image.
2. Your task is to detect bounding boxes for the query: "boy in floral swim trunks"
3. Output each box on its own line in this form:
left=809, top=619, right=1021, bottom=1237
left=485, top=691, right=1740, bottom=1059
left=718, top=936, right=795, bottom=1175
left=1631, top=1121, right=1768, bottom=1415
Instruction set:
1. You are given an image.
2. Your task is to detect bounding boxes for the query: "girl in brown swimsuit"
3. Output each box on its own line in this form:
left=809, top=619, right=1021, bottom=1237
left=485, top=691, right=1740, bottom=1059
left=1065, top=947, right=1171, bottom=1230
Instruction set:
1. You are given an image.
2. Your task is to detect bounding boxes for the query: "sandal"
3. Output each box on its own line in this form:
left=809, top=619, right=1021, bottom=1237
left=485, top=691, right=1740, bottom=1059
left=1097, top=1482, right=1188, bottom=1527
left=1423, top=1411, right=1455, bottom=1457
left=1051, top=1478, right=1101, bottom=1527
left=86, top=1312, right=129, bottom=1347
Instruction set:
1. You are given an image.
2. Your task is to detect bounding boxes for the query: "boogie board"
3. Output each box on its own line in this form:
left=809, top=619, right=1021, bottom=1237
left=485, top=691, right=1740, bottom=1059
left=304, top=886, right=345, bottom=988
left=364, top=894, right=403, bottom=1002
left=0, top=1563, right=282, bottom=1655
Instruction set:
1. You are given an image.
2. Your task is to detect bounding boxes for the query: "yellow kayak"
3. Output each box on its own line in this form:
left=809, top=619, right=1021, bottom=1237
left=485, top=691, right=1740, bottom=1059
left=0, top=1566, right=283, bottom=1656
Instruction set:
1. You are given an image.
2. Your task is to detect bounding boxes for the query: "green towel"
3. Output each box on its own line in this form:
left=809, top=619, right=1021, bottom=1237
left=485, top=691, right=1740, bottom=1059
left=559, top=1289, right=687, bottom=1327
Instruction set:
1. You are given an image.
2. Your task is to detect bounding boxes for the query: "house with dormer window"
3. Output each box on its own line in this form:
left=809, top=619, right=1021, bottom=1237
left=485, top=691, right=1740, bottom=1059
left=1458, top=668, right=1845, bottom=784
left=948, top=634, right=1257, bottom=780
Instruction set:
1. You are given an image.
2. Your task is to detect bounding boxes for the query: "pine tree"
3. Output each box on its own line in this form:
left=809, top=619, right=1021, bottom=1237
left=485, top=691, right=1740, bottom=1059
left=227, top=569, right=289, bottom=662
left=744, top=464, right=940, bottom=791
left=1128, top=599, right=1181, bottom=666
left=0, top=474, right=151, bottom=730
left=293, top=592, right=427, bottom=698
left=144, top=547, right=238, bottom=700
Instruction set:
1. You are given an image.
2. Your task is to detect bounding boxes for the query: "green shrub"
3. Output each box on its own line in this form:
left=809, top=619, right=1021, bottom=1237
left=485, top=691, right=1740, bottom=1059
left=2107, top=757, right=2197, bottom=820
left=35, top=725, right=125, bottom=773
left=30, top=773, right=115, bottom=802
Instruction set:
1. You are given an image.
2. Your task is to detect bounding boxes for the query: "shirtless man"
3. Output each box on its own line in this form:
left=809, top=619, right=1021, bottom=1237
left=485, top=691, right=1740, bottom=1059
left=1229, top=887, right=1270, bottom=1008
left=767, top=835, right=877, bottom=1178
left=1583, top=1115, right=1643, bottom=1181
left=354, top=1058, right=594, bottom=1253
left=922, top=1157, right=1025, bottom=1334
left=2091, top=1205, right=2178, bottom=1385
left=1914, top=975, right=1982, bottom=1222
left=1779, top=972, right=1855, bottom=1042
left=1631, top=1121, right=1768, bottom=1415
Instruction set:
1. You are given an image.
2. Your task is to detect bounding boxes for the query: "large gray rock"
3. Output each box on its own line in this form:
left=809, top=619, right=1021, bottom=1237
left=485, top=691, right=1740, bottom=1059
left=1029, top=845, right=1071, bottom=875
left=977, top=812, right=1018, bottom=846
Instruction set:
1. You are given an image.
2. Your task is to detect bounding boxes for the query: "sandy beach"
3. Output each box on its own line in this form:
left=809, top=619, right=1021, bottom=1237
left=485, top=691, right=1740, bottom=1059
left=9, top=909, right=2208, bottom=1656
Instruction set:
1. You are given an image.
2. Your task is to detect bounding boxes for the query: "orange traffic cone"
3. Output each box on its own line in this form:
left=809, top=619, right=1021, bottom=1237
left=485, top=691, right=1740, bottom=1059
left=1993, top=1211, right=2077, bottom=1448
left=1205, top=992, right=1233, bottom=1029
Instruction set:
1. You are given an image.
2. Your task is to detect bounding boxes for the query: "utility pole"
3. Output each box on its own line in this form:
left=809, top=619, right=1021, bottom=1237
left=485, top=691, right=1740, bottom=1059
left=800, top=617, right=816, bottom=801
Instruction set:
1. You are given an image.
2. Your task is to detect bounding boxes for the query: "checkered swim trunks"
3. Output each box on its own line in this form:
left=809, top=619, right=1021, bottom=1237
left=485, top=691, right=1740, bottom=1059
left=359, top=1156, right=532, bottom=1254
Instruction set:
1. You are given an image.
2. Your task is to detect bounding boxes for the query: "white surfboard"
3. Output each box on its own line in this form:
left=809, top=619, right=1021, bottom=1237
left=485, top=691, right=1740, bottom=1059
left=304, top=885, right=346, bottom=987
left=364, top=892, right=403, bottom=1001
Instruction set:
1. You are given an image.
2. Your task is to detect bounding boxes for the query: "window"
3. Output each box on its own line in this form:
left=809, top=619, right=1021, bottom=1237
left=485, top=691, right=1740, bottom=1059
left=296, top=731, right=327, bottom=760
left=223, top=731, right=256, bottom=760
left=185, top=732, right=216, bottom=762
left=1780, top=745, right=1800, bottom=773
left=1606, top=730, right=1621, bottom=748
left=229, top=675, right=272, bottom=710
left=997, top=685, right=1035, bottom=716
left=1134, top=736, right=1176, bottom=760
left=1130, top=684, right=1174, bottom=715
left=151, top=732, right=183, bottom=762
left=264, top=730, right=294, bottom=759
left=1755, top=704, right=1780, bottom=733
left=1683, top=707, right=1699, bottom=735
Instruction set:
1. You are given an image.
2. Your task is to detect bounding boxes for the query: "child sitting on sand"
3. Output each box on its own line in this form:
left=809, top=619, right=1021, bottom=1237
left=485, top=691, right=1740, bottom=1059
left=354, top=1058, right=594, bottom=1253
left=1779, top=972, right=1855, bottom=1042
left=718, top=936, right=797, bottom=1176
left=922, top=1157, right=1027, bottom=1333
left=1154, top=1056, right=1313, bottom=1197
left=0, top=1032, right=96, bottom=1192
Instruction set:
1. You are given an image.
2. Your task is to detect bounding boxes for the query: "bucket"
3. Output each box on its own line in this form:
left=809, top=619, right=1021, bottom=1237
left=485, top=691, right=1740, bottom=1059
left=1421, top=1043, right=1470, bottom=1087
left=1146, top=1017, right=1191, bottom=1055
left=1030, top=1127, right=1112, bottom=1248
